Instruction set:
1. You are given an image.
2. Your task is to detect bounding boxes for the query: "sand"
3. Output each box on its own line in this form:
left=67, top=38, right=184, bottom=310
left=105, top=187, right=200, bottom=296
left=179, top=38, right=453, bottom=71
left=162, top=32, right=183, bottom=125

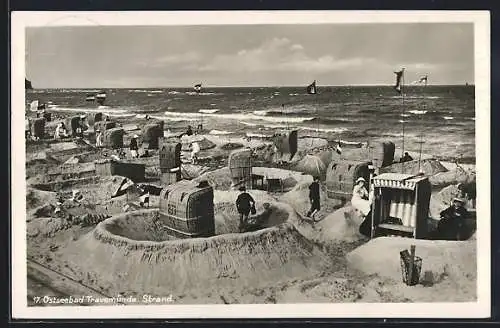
left=346, top=237, right=476, bottom=302
left=25, top=111, right=478, bottom=304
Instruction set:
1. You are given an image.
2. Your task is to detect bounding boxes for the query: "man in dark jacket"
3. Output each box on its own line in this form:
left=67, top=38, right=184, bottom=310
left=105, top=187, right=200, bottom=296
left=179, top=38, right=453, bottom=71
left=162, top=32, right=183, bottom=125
left=400, top=152, right=413, bottom=163
left=306, top=176, right=321, bottom=221
left=236, top=186, right=255, bottom=232
left=435, top=198, right=469, bottom=240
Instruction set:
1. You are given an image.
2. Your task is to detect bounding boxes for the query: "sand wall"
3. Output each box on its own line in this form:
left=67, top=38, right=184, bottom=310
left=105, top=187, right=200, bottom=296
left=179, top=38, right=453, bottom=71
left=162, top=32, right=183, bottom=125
left=61, top=208, right=332, bottom=296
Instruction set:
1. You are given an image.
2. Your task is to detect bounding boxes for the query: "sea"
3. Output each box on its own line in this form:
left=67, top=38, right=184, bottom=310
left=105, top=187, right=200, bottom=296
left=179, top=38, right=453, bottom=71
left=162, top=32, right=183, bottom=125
left=27, top=85, right=476, bottom=161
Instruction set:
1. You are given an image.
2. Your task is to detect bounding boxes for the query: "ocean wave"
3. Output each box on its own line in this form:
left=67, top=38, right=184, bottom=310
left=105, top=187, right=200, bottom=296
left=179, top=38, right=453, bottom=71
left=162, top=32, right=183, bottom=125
left=209, top=130, right=232, bottom=135
left=390, top=95, right=441, bottom=99
left=289, top=93, right=300, bottom=96
left=443, top=116, right=454, bottom=120
left=309, top=117, right=351, bottom=125
left=210, top=103, right=217, bottom=106
left=300, top=126, right=348, bottom=134
left=408, top=110, right=428, bottom=115
left=162, top=110, right=313, bottom=124
left=400, top=114, right=411, bottom=117
left=106, top=113, right=137, bottom=118
left=199, top=109, right=220, bottom=114
left=46, top=106, right=129, bottom=115
left=168, top=91, right=181, bottom=95
left=185, top=91, right=221, bottom=96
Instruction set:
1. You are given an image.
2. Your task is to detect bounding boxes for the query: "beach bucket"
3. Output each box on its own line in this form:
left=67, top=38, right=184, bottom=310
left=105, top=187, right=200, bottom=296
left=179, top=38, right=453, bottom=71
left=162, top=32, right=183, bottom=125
left=399, top=249, right=422, bottom=286
left=159, top=180, right=215, bottom=238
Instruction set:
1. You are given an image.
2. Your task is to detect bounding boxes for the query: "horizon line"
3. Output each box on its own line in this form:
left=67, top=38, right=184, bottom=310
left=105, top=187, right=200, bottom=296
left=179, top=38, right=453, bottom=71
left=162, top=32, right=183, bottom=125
left=28, top=83, right=474, bottom=89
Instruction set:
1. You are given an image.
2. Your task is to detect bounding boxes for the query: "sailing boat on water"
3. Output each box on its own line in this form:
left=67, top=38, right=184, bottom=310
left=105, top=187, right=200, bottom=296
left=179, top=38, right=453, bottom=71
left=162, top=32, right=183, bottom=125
left=194, top=83, right=202, bottom=93
left=307, top=80, right=317, bottom=95
left=95, top=91, right=107, bottom=105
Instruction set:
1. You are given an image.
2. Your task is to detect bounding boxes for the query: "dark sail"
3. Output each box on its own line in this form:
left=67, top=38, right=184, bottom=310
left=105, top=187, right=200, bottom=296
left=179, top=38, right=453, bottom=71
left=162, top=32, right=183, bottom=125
left=95, top=91, right=107, bottom=105
left=306, top=80, right=317, bottom=94
left=194, top=83, right=202, bottom=93
left=393, top=68, right=405, bottom=93
left=25, top=78, right=33, bottom=90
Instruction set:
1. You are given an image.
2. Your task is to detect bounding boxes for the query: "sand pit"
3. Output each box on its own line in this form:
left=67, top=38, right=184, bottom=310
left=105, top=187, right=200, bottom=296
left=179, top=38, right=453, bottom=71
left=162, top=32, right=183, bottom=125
left=59, top=208, right=333, bottom=297
left=28, top=175, right=159, bottom=218
left=313, top=206, right=368, bottom=244
left=346, top=237, right=476, bottom=301
left=27, top=162, right=96, bottom=185
left=279, top=182, right=343, bottom=222
left=213, top=190, right=282, bottom=234
left=429, top=165, right=476, bottom=189
left=193, top=166, right=312, bottom=192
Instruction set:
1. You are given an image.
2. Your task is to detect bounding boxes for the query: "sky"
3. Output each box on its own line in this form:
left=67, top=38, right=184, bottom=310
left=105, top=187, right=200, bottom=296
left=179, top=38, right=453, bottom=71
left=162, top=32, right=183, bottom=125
left=25, top=23, right=474, bottom=88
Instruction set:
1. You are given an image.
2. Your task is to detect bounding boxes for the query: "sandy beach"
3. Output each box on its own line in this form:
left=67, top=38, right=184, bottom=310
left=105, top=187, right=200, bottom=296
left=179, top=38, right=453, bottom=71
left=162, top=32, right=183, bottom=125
left=24, top=107, right=477, bottom=305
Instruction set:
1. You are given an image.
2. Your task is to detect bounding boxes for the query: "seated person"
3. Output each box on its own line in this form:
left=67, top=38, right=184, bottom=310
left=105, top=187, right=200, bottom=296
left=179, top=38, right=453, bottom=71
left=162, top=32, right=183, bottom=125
left=400, top=152, right=413, bottom=163
left=54, top=122, right=69, bottom=139
left=435, top=198, right=469, bottom=240
left=351, top=177, right=371, bottom=217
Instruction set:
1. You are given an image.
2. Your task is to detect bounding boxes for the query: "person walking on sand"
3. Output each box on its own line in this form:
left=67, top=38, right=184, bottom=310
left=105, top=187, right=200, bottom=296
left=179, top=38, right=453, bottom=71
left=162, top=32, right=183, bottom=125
left=400, top=152, right=413, bottom=163
left=306, top=176, right=321, bottom=221
left=190, top=140, right=200, bottom=164
left=351, top=177, right=372, bottom=217
left=129, top=134, right=139, bottom=158
left=236, top=186, right=256, bottom=232
left=434, top=197, right=470, bottom=240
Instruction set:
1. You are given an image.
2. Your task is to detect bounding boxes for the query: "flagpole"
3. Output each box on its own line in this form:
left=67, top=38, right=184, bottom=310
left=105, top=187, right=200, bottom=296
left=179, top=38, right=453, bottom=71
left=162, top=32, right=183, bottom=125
left=401, top=69, right=405, bottom=174
left=417, top=78, right=426, bottom=173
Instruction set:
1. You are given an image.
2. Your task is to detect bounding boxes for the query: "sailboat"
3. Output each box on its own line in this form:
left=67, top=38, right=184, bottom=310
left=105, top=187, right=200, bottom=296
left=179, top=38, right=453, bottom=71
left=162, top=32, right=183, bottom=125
left=194, top=83, right=202, bottom=93
left=95, top=91, right=107, bottom=105
left=307, top=80, right=317, bottom=95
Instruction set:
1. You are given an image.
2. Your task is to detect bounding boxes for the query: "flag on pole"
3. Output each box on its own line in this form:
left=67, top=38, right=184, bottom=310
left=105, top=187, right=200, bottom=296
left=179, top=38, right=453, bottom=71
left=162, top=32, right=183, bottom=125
left=393, top=68, right=405, bottom=93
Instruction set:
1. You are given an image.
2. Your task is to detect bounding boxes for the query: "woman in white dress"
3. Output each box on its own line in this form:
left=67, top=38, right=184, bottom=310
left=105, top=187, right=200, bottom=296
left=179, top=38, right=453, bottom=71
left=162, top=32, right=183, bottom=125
left=351, top=177, right=372, bottom=216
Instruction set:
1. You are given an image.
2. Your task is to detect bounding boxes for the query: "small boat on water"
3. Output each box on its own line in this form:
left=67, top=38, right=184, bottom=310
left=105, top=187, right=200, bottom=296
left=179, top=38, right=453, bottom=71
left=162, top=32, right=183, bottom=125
left=307, top=80, right=317, bottom=95
left=85, top=91, right=107, bottom=105
left=194, top=83, right=202, bottom=93
left=95, top=91, right=107, bottom=105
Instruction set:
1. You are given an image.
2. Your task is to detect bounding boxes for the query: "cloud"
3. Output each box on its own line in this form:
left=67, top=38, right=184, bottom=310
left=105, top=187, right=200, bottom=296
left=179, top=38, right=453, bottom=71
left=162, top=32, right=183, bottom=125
left=137, top=51, right=202, bottom=68
left=197, top=37, right=383, bottom=74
